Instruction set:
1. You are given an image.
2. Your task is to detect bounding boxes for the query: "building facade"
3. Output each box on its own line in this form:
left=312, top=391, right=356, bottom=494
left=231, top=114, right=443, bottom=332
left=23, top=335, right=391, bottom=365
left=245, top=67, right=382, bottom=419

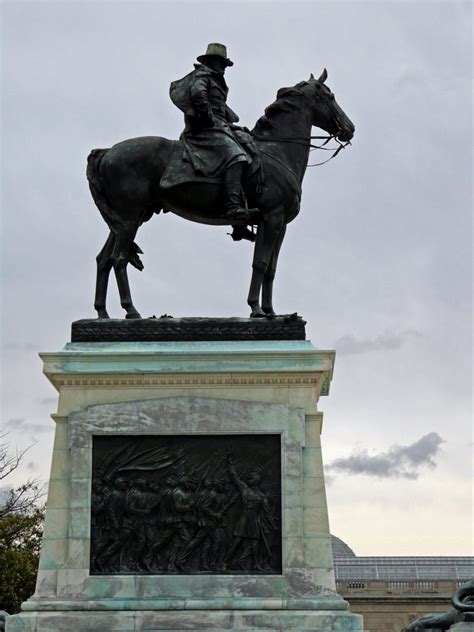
left=331, top=536, right=474, bottom=632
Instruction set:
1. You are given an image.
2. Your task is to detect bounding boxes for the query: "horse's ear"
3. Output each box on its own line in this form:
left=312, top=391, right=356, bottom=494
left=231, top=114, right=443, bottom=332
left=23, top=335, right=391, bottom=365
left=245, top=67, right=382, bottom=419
left=318, top=68, right=328, bottom=83
left=309, top=73, right=315, bottom=80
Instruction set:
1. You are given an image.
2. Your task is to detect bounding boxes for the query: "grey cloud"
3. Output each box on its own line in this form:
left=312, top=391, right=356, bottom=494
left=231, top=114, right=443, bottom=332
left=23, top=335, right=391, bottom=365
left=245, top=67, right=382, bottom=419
left=324, top=473, right=335, bottom=486
left=0, top=487, right=10, bottom=503
left=23, top=424, right=53, bottom=434
left=333, top=330, right=423, bottom=356
left=4, top=418, right=26, bottom=429
left=3, top=418, right=51, bottom=434
left=39, top=397, right=57, bottom=405
left=2, top=342, right=40, bottom=351
left=1, top=1, right=471, bottom=552
left=325, top=432, right=444, bottom=479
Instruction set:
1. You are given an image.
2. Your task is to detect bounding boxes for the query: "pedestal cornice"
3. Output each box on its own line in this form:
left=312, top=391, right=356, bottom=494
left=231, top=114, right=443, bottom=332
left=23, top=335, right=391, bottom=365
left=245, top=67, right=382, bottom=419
left=40, top=341, right=335, bottom=395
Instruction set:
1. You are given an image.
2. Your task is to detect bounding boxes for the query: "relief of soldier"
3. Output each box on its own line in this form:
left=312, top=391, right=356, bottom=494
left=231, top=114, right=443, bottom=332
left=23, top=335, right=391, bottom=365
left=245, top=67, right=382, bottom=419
left=225, top=454, right=277, bottom=572
left=91, top=476, right=129, bottom=572
left=90, top=437, right=281, bottom=575
left=144, top=473, right=198, bottom=572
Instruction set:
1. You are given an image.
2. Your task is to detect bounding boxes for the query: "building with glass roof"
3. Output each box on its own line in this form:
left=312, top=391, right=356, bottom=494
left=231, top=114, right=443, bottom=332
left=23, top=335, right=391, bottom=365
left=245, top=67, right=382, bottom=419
left=330, top=535, right=474, bottom=631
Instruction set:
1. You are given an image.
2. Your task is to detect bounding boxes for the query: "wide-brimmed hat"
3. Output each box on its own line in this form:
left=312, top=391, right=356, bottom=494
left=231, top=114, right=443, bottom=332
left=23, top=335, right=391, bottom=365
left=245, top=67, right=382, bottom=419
left=197, top=42, right=233, bottom=67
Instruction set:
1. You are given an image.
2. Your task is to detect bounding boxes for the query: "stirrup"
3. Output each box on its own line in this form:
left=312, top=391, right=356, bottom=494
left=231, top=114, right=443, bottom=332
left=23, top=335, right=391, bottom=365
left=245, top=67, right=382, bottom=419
left=229, top=226, right=256, bottom=242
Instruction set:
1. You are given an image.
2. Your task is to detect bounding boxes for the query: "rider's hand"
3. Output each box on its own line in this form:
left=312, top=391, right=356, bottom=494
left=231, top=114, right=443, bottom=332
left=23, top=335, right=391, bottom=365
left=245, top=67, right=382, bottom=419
left=231, top=124, right=250, bottom=134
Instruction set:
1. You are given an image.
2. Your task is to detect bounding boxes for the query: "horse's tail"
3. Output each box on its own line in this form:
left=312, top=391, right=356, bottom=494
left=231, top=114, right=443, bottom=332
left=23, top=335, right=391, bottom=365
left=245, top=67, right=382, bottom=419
left=86, top=148, right=124, bottom=233
left=86, top=149, right=144, bottom=270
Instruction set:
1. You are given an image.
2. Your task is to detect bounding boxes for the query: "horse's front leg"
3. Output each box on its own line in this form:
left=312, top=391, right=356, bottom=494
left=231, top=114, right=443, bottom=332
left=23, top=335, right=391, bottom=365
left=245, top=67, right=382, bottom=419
left=247, top=214, right=284, bottom=318
left=262, top=224, right=287, bottom=316
left=112, top=225, right=142, bottom=319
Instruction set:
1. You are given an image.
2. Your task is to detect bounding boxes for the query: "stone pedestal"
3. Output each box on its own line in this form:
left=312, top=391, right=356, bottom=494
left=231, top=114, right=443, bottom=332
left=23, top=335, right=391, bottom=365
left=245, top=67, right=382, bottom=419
left=7, top=337, right=365, bottom=631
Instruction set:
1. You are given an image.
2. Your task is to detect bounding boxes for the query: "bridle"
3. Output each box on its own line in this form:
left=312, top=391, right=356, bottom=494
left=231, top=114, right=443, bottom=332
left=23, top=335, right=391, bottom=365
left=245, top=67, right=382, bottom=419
left=251, top=90, right=352, bottom=167
left=306, top=95, right=352, bottom=165
left=236, top=84, right=352, bottom=235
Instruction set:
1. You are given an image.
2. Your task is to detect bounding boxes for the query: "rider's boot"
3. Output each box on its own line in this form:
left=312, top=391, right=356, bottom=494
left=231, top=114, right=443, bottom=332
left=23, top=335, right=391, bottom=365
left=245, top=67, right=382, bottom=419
left=224, top=163, right=260, bottom=222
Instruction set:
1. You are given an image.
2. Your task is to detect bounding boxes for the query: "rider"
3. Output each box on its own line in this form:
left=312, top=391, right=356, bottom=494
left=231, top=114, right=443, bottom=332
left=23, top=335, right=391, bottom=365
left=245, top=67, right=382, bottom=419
left=170, top=43, right=259, bottom=230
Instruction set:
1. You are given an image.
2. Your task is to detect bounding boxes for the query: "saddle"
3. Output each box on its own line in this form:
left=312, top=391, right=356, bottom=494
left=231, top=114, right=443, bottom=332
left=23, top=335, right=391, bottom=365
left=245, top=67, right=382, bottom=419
left=160, top=139, right=263, bottom=242
left=160, top=137, right=263, bottom=192
left=160, top=140, right=211, bottom=189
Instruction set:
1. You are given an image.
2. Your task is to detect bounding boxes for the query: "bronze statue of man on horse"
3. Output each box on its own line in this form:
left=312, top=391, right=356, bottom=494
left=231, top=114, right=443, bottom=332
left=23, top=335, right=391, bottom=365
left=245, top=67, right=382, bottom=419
left=87, top=44, right=355, bottom=319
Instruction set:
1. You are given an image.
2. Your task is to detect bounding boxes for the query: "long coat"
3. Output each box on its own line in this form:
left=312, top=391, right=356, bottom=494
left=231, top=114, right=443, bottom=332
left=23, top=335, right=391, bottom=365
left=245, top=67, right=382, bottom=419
left=169, top=64, right=251, bottom=180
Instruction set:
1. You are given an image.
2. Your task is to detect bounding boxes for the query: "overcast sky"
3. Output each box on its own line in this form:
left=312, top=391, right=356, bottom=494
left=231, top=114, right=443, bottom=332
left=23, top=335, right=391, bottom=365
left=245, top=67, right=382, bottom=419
left=1, top=0, right=472, bottom=556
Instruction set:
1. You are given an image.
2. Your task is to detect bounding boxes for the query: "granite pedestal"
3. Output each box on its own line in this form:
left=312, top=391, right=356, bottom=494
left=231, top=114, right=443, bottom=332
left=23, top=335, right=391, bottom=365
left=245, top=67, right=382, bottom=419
left=7, top=321, right=365, bottom=631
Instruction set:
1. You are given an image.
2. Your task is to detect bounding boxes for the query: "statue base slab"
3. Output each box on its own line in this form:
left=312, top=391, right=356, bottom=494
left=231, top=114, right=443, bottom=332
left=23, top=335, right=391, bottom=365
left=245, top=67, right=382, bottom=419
left=71, top=315, right=306, bottom=342
left=6, top=338, right=364, bottom=632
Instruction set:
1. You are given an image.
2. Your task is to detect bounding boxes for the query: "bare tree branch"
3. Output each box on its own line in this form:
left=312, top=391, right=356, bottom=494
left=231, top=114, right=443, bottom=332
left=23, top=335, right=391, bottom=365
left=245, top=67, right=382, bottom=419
left=0, top=434, right=33, bottom=481
left=0, top=434, right=45, bottom=519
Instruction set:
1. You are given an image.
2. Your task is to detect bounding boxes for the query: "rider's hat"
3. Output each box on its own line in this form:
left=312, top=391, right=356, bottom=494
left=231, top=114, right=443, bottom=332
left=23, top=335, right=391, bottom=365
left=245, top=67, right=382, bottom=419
left=197, top=43, right=233, bottom=67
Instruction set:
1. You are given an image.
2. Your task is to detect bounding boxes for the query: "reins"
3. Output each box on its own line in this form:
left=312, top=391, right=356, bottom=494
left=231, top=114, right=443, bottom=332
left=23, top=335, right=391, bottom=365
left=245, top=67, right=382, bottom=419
left=308, top=138, right=350, bottom=166
left=257, top=147, right=301, bottom=194
left=251, top=132, right=350, bottom=167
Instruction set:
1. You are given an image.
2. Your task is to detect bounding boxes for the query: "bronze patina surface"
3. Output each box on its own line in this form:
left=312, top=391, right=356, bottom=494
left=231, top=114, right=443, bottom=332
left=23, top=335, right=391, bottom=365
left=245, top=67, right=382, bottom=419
left=87, top=44, right=354, bottom=320
left=71, top=315, right=306, bottom=342
left=90, top=434, right=282, bottom=575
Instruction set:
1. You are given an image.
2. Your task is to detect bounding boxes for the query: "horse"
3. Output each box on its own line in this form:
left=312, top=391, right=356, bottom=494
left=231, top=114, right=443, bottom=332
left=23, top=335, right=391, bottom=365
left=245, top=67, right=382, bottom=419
left=86, top=69, right=355, bottom=319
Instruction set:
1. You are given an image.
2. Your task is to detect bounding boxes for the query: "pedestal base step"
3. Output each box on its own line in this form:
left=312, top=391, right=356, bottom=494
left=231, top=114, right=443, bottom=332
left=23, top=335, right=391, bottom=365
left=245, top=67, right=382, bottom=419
left=6, top=609, right=365, bottom=631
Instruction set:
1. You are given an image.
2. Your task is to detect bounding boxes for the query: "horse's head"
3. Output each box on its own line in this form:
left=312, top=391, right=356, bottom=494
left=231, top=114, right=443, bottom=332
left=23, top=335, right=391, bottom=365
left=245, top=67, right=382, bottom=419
left=298, top=70, right=355, bottom=142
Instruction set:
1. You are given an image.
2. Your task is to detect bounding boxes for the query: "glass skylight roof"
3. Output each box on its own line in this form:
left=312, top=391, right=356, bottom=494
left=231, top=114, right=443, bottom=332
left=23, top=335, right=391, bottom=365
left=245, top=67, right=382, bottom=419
left=334, top=557, right=474, bottom=580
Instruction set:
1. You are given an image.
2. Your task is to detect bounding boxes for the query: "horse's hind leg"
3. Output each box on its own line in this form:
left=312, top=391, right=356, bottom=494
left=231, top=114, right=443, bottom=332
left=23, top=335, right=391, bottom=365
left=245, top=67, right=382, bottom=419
left=94, top=231, right=115, bottom=318
left=262, top=224, right=286, bottom=316
left=112, top=224, right=142, bottom=319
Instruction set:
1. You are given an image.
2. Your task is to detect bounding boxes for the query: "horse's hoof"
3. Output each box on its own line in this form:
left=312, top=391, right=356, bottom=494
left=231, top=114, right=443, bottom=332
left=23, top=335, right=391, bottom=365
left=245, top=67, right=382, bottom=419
left=250, top=306, right=266, bottom=318
left=262, top=308, right=276, bottom=317
left=96, top=310, right=110, bottom=319
left=125, top=310, right=142, bottom=319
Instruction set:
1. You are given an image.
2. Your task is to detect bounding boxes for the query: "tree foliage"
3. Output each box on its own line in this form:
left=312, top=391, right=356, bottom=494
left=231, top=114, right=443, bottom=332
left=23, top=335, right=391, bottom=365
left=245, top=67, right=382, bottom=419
left=0, top=437, right=44, bottom=614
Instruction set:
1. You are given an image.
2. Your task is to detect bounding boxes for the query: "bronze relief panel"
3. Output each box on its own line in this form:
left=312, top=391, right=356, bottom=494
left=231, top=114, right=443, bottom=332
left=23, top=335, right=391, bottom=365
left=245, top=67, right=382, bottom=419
left=90, top=434, right=282, bottom=575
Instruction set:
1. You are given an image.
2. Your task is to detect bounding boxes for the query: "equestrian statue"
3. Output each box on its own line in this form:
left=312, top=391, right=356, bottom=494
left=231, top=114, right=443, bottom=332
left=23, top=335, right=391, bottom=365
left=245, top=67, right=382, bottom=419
left=87, top=43, right=355, bottom=319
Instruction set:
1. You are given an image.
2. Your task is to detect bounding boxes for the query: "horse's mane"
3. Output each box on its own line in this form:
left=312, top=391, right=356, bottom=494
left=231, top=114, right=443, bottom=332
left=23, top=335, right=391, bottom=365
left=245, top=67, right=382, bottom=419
left=253, top=84, right=308, bottom=134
